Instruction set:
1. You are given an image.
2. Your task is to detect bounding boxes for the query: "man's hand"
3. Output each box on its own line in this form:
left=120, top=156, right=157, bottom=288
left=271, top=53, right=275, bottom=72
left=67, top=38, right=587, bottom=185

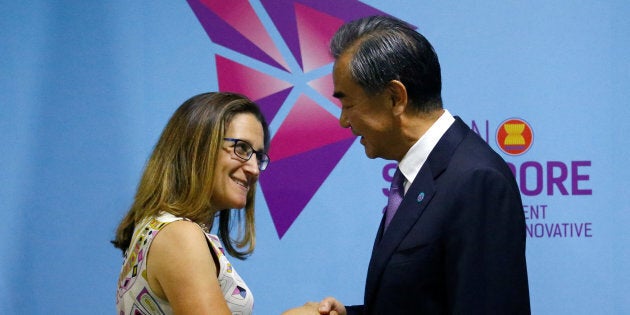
left=318, top=297, right=346, bottom=315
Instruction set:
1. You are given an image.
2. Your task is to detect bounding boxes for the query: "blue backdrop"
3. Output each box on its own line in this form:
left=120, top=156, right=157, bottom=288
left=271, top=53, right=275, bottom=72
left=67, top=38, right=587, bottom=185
left=2, top=1, right=629, bottom=314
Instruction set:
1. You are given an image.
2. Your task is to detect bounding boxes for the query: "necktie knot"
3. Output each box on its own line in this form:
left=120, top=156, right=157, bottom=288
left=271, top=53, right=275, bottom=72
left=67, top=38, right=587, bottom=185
left=391, top=168, right=404, bottom=191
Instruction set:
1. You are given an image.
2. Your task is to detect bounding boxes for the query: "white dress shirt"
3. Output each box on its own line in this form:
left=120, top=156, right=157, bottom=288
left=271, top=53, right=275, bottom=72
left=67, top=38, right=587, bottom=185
left=398, top=109, right=455, bottom=193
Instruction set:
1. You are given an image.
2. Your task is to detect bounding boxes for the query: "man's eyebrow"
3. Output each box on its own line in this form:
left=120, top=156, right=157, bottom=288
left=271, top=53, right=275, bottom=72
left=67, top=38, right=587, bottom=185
left=332, top=91, right=345, bottom=99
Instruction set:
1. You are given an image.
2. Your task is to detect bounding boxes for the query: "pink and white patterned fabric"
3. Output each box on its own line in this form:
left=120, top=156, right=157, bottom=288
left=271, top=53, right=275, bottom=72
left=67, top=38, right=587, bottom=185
left=116, top=212, right=254, bottom=314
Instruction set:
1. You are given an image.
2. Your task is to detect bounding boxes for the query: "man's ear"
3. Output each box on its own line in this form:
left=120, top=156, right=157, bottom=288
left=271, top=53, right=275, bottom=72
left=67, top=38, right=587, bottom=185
left=388, top=80, right=408, bottom=116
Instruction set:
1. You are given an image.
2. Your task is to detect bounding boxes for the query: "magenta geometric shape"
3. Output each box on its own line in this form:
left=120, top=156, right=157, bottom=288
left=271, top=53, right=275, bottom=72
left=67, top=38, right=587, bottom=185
left=308, top=73, right=341, bottom=108
left=187, top=0, right=290, bottom=71
left=268, top=95, right=354, bottom=161
left=260, top=95, right=355, bottom=238
left=260, top=137, right=355, bottom=238
left=188, top=0, right=391, bottom=239
left=260, top=0, right=389, bottom=71
left=216, top=55, right=293, bottom=101
left=295, top=3, right=344, bottom=72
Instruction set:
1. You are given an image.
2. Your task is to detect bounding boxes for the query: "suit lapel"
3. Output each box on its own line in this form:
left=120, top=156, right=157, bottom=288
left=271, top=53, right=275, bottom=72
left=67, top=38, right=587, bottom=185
left=363, top=117, right=470, bottom=307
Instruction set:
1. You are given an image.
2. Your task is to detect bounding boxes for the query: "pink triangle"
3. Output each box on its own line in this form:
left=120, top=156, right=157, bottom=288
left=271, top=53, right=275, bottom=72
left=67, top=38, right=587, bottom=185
left=202, top=0, right=289, bottom=71
left=295, top=3, right=344, bottom=72
left=216, top=55, right=293, bottom=101
left=308, top=73, right=341, bottom=108
left=268, top=94, right=354, bottom=161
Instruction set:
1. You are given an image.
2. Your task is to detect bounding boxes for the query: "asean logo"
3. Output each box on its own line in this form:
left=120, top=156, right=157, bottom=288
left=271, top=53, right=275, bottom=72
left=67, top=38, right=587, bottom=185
left=187, top=0, right=388, bottom=238
left=496, top=118, right=534, bottom=156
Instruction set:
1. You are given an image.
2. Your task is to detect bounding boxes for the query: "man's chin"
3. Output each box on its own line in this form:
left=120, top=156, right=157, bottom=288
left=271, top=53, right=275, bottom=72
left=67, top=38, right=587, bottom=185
left=363, top=148, right=378, bottom=159
left=363, top=146, right=390, bottom=160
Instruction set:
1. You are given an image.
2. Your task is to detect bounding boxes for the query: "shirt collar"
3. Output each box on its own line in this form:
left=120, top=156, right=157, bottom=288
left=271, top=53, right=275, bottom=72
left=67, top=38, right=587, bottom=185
left=398, top=109, right=455, bottom=192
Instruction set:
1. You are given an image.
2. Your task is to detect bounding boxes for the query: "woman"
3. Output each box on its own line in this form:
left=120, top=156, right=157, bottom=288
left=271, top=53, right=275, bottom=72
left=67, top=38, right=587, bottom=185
left=112, top=92, right=270, bottom=314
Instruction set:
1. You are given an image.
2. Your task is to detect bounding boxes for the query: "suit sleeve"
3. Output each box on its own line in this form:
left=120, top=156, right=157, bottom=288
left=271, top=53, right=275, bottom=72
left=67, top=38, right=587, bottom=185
left=444, top=167, right=530, bottom=314
left=344, top=305, right=364, bottom=315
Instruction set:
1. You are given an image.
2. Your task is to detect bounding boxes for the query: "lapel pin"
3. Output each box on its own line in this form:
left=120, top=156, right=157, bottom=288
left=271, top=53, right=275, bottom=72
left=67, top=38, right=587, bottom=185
left=417, top=192, right=425, bottom=203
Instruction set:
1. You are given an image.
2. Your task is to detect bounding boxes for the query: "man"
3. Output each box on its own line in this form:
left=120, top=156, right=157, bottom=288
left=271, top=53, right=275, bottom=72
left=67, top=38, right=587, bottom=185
left=318, top=15, right=530, bottom=314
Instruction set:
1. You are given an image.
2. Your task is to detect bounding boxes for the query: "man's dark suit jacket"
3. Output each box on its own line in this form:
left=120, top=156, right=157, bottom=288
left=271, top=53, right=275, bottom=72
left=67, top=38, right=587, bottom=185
left=347, top=117, right=531, bottom=314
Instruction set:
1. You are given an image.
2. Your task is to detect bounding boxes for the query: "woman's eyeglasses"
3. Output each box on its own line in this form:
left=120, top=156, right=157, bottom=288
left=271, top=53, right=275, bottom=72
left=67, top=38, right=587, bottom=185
left=223, top=138, right=270, bottom=171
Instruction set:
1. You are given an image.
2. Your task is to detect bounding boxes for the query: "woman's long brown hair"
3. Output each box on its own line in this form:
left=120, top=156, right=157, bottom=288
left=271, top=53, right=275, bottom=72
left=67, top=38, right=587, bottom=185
left=111, top=92, right=269, bottom=259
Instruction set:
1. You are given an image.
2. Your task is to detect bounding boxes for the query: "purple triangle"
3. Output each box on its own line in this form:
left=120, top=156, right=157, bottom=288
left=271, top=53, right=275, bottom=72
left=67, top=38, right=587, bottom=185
left=259, top=137, right=355, bottom=238
left=187, top=0, right=289, bottom=71
left=254, top=88, right=292, bottom=124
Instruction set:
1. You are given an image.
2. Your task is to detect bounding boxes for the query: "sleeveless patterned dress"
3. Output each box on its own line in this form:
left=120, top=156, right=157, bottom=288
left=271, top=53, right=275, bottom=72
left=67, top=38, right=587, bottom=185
left=116, top=212, right=254, bottom=314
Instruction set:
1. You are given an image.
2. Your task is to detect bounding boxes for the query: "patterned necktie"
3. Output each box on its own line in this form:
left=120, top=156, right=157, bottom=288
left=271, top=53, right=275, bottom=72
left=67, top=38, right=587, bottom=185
left=384, top=167, right=404, bottom=231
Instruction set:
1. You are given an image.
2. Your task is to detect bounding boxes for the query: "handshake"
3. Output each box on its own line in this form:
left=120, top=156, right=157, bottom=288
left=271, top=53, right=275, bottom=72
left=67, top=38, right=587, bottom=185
left=283, top=297, right=346, bottom=315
